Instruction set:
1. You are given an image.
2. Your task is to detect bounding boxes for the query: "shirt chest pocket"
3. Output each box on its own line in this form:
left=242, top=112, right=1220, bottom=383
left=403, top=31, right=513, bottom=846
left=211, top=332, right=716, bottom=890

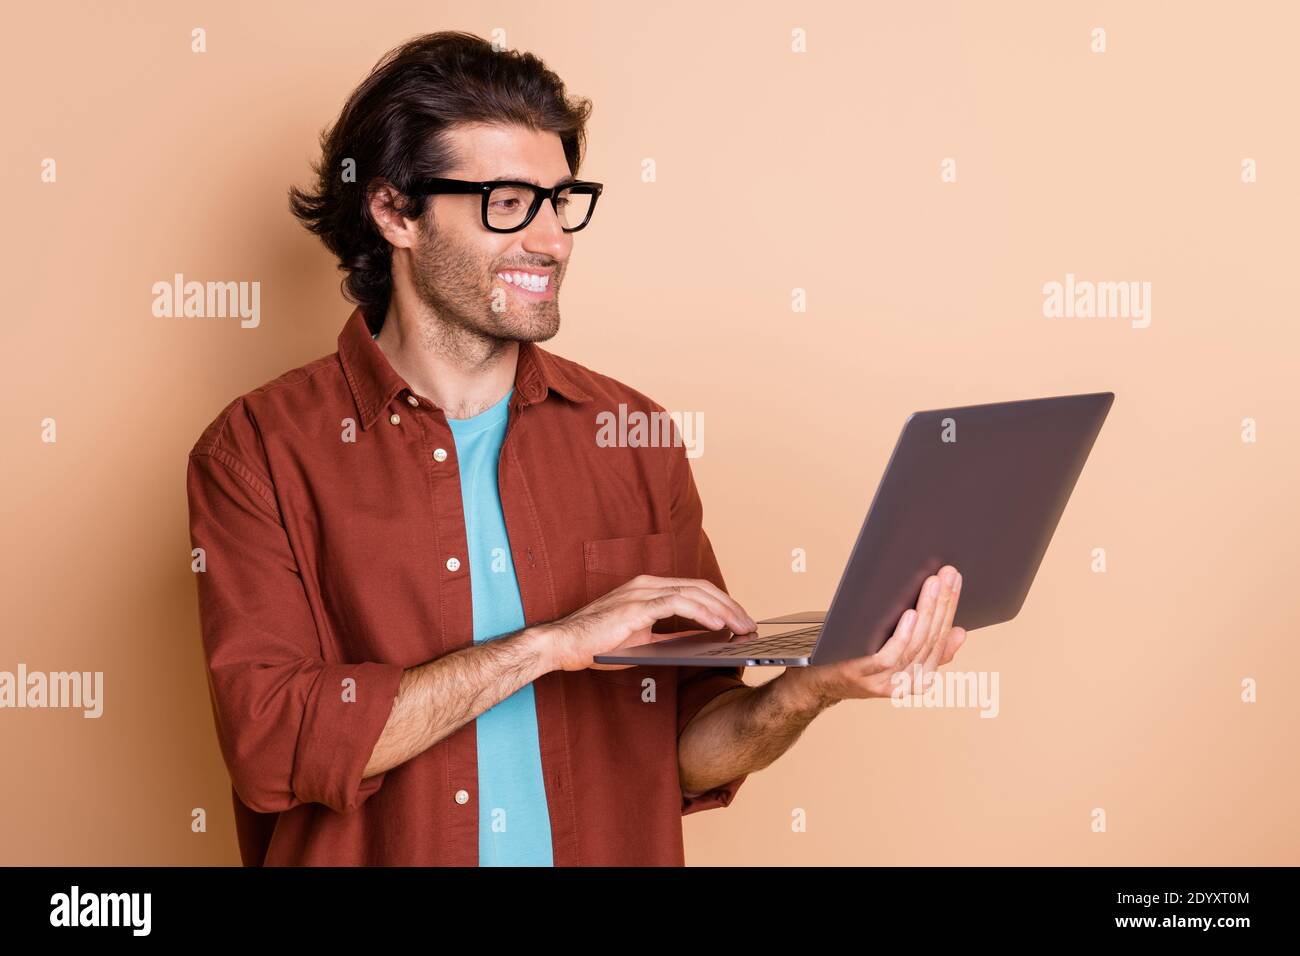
left=582, top=531, right=677, bottom=602
left=582, top=531, right=677, bottom=687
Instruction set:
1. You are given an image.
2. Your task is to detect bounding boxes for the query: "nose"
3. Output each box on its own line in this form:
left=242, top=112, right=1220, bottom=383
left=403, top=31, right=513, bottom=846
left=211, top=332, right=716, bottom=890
left=520, top=197, right=571, bottom=260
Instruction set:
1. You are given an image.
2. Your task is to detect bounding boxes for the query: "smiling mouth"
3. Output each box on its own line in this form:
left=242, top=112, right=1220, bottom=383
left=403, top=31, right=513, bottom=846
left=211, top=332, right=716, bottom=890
left=493, top=273, right=551, bottom=291
left=495, top=270, right=554, bottom=297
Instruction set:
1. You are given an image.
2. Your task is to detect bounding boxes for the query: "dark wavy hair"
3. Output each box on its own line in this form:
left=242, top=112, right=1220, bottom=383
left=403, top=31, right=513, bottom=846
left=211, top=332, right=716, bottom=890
left=288, top=31, right=593, bottom=331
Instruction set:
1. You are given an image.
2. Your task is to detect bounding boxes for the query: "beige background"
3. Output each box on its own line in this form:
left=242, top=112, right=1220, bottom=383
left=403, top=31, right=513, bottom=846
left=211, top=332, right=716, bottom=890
left=2, top=1, right=1297, bottom=865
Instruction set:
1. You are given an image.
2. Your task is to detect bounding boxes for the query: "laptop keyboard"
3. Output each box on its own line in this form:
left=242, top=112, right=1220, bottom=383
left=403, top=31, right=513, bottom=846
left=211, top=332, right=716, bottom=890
left=698, top=625, right=821, bottom=657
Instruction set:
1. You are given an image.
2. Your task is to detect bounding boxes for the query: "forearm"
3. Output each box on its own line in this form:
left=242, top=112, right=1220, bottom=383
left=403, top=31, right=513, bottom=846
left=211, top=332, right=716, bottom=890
left=678, top=671, right=839, bottom=794
left=363, top=625, right=554, bottom=778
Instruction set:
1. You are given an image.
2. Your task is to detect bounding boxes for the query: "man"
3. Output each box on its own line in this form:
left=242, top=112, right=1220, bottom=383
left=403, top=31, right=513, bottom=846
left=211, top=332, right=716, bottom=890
left=186, top=31, right=967, bottom=866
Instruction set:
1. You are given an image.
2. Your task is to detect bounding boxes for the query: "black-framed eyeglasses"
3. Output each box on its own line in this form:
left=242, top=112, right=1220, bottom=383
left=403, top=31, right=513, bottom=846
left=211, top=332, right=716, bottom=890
left=411, top=177, right=603, bottom=233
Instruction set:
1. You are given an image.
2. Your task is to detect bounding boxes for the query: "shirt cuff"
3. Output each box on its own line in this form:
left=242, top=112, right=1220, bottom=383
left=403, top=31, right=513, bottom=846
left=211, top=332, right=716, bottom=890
left=292, top=661, right=405, bottom=813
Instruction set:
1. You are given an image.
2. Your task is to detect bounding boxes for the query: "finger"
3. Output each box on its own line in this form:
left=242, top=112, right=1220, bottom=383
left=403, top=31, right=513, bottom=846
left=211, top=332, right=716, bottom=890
left=633, top=593, right=728, bottom=633
left=921, top=568, right=961, bottom=672
left=909, top=568, right=955, bottom=692
left=898, top=574, right=942, bottom=671
left=867, top=607, right=918, bottom=673
left=937, top=627, right=967, bottom=666
left=674, top=578, right=754, bottom=627
left=630, top=576, right=757, bottom=630
left=633, top=583, right=754, bottom=634
left=665, top=584, right=753, bottom=633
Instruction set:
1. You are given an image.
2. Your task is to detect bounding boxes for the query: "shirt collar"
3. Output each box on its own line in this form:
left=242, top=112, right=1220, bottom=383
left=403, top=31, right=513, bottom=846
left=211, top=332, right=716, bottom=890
left=337, top=306, right=592, bottom=430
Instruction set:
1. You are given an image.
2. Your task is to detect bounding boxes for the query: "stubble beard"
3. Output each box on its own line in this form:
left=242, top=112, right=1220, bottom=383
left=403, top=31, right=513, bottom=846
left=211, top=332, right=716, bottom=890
left=408, top=216, right=561, bottom=364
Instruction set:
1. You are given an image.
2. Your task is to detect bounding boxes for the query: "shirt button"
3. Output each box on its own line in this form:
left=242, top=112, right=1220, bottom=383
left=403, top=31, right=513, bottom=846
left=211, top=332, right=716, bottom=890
left=455, top=789, right=469, bottom=805
left=433, top=448, right=448, bottom=462
left=389, top=413, right=401, bottom=425
left=406, top=395, right=419, bottom=407
left=446, top=557, right=461, bottom=572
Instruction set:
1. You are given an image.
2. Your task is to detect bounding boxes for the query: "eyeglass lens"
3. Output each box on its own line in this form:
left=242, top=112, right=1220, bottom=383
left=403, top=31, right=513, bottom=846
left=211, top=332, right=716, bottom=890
left=487, top=185, right=594, bottom=230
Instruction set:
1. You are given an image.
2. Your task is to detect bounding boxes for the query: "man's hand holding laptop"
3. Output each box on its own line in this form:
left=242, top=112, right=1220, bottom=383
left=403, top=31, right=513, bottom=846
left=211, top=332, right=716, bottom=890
left=776, top=564, right=967, bottom=704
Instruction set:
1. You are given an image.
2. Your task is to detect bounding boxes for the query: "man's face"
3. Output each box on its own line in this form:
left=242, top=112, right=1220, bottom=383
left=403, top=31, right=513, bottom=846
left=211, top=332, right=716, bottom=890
left=408, top=122, right=576, bottom=343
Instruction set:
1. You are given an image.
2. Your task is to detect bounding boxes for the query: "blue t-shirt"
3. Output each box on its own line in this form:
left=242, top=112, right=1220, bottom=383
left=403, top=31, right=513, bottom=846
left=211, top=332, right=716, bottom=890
left=446, top=388, right=554, bottom=867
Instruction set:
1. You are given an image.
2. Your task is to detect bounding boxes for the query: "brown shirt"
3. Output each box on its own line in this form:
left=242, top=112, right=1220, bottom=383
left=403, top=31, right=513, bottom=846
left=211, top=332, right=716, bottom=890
left=185, top=306, right=749, bottom=865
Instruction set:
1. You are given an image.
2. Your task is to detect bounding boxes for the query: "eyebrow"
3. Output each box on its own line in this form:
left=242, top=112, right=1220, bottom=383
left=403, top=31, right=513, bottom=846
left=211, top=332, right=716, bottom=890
left=489, top=173, right=579, bottom=187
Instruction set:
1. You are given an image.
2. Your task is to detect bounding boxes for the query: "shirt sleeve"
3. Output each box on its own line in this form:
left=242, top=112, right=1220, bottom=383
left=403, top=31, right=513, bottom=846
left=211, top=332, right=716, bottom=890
left=186, top=417, right=405, bottom=817
left=662, top=427, right=751, bottom=816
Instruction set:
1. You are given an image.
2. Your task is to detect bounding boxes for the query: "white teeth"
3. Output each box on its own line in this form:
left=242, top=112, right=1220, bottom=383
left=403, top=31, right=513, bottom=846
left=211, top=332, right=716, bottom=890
left=497, top=271, right=550, bottom=291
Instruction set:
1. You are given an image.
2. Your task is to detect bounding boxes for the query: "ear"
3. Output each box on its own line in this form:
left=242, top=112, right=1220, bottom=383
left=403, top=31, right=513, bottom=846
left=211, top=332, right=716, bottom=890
left=367, top=181, right=423, bottom=251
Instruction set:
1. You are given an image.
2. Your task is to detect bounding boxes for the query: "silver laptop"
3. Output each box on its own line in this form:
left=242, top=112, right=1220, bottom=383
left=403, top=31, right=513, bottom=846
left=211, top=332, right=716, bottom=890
left=593, top=391, right=1114, bottom=668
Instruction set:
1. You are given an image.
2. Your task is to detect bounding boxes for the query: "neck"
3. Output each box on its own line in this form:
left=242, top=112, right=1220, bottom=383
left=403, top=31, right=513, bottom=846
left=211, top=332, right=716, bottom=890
left=374, top=294, right=518, bottom=420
